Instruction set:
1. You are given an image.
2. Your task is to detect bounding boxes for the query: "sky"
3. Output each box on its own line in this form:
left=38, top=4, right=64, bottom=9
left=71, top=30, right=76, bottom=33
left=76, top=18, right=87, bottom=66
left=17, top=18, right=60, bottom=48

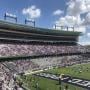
left=0, top=0, right=90, bottom=45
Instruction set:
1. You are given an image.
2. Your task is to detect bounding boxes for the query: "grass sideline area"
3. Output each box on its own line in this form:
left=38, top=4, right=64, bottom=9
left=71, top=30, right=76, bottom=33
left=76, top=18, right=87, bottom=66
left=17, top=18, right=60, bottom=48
left=19, top=63, right=90, bottom=90
left=47, top=63, right=90, bottom=80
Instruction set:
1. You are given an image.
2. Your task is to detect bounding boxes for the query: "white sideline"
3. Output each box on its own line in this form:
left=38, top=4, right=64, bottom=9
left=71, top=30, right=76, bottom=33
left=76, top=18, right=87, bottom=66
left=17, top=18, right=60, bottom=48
left=24, top=69, right=44, bottom=75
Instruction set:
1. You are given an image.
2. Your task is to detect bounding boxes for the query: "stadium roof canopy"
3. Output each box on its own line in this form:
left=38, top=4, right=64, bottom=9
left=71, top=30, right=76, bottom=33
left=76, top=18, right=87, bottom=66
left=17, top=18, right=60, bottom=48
left=0, top=20, right=82, bottom=45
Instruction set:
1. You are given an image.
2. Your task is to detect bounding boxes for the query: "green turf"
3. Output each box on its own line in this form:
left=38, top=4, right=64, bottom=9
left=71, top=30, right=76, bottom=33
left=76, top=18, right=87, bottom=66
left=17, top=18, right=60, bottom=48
left=19, top=63, right=90, bottom=90
left=47, top=63, right=90, bottom=80
left=20, top=75, right=86, bottom=90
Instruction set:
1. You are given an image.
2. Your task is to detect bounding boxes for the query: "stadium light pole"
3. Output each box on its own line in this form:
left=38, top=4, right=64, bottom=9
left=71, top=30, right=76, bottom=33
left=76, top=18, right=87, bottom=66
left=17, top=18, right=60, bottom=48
left=67, top=26, right=69, bottom=31
left=4, top=13, right=6, bottom=20
left=25, top=19, right=35, bottom=27
left=54, top=24, right=57, bottom=29
left=54, top=25, right=64, bottom=31
left=4, top=12, right=17, bottom=23
left=72, top=27, right=74, bottom=32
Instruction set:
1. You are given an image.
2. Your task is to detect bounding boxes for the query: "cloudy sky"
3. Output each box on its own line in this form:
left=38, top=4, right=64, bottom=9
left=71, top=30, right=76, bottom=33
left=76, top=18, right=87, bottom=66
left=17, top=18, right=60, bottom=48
left=0, top=0, right=90, bottom=45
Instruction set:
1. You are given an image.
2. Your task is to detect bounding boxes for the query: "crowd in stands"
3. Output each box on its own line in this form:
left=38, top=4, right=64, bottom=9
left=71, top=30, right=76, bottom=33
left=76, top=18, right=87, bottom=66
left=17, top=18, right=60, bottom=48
left=0, top=44, right=90, bottom=90
left=0, top=63, right=24, bottom=90
left=31, top=55, right=90, bottom=69
left=0, top=44, right=87, bottom=57
left=3, top=60, right=39, bottom=74
left=84, top=45, right=90, bottom=52
left=0, top=55, right=90, bottom=90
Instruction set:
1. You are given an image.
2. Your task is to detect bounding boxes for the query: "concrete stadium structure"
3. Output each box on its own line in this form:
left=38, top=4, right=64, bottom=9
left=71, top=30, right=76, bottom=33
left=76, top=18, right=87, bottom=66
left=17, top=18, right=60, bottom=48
left=0, top=20, right=89, bottom=62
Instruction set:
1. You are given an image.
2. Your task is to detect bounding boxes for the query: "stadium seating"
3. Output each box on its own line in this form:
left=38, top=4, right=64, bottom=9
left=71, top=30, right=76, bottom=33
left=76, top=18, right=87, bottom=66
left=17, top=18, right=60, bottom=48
left=0, top=44, right=86, bottom=57
left=0, top=44, right=90, bottom=90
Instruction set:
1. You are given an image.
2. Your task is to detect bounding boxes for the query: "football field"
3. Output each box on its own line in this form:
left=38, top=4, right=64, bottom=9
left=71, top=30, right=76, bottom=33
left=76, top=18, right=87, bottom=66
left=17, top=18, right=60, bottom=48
left=19, top=63, right=90, bottom=90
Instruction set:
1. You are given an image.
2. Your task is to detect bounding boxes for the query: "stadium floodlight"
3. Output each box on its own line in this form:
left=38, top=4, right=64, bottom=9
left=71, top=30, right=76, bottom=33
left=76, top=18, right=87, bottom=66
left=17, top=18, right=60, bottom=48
left=66, top=26, right=74, bottom=31
left=4, top=12, right=17, bottom=23
left=54, top=25, right=66, bottom=31
left=25, top=18, right=35, bottom=27
left=54, top=24, right=75, bottom=31
left=68, top=26, right=74, bottom=32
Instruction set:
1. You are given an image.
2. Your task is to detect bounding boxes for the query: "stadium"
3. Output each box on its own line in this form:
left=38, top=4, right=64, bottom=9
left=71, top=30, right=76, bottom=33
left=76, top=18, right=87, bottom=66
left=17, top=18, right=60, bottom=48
left=0, top=12, right=90, bottom=90
left=0, top=0, right=90, bottom=89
